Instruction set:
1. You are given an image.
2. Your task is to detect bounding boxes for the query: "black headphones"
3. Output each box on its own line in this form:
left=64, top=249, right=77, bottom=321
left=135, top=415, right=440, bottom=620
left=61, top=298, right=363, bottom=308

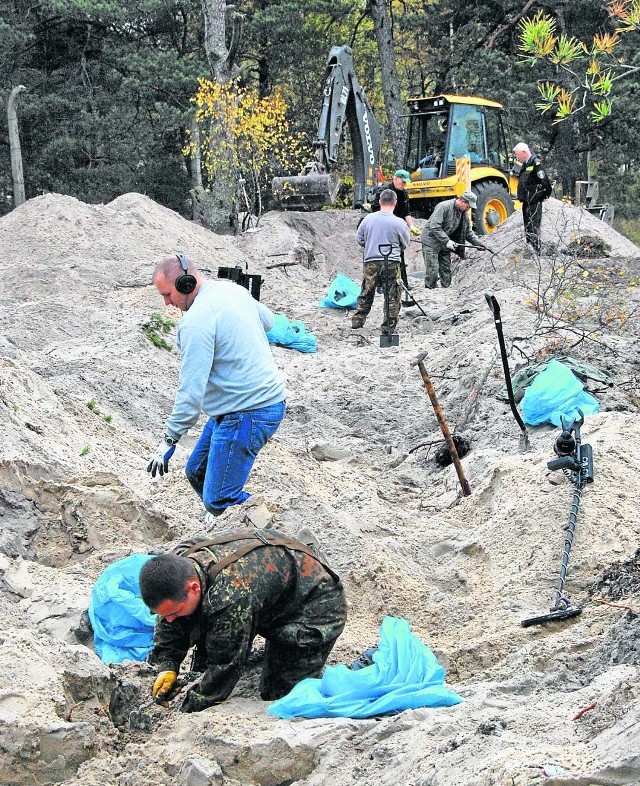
left=174, top=252, right=197, bottom=295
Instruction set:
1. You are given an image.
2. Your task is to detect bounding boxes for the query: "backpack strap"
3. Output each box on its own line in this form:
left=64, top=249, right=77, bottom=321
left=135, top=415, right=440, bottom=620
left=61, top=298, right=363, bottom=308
left=178, top=529, right=340, bottom=583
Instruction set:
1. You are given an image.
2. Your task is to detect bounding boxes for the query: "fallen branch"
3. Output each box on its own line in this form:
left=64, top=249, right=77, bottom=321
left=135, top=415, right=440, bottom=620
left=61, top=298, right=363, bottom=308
left=266, top=260, right=301, bottom=270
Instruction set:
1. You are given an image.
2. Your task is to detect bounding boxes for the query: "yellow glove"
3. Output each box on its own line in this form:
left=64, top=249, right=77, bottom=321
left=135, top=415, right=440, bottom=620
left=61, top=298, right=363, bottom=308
left=409, top=225, right=421, bottom=236
left=152, top=670, right=177, bottom=699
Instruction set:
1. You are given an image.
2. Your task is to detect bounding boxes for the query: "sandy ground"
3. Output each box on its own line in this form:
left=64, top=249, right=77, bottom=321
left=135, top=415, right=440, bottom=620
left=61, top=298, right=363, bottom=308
left=0, top=193, right=639, bottom=786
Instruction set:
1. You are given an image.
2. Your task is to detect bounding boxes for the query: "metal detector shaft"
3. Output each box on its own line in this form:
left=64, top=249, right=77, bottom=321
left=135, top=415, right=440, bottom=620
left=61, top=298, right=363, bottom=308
left=484, top=293, right=529, bottom=446
left=410, top=352, right=471, bottom=497
left=553, top=480, right=584, bottom=609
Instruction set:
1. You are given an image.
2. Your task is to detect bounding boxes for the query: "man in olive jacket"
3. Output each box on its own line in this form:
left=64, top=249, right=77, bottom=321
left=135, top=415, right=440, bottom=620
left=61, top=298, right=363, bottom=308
left=421, top=191, right=488, bottom=289
left=140, top=529, right=347, bottom=712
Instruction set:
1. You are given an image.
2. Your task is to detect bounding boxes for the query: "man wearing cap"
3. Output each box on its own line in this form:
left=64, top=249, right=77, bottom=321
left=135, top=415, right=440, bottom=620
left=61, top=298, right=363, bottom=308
left=369, top=169, right=420, bottom=296
left=421, top=192, right=488, bottom=289
left=513, top=142, right=552, bottom=254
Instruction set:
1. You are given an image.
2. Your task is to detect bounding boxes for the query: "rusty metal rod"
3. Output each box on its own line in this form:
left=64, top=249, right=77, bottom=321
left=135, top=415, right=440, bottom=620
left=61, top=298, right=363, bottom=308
left=410, top=351, right=472, bottom=497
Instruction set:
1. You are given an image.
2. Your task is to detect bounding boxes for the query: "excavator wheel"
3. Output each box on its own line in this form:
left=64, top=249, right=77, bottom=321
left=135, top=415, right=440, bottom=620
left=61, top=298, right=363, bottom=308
left=472, top=182, right=514, bottom=235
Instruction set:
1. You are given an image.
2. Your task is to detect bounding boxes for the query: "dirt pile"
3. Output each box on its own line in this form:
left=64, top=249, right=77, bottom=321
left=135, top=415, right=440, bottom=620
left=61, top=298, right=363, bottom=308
left=0, top=192, right=639, bottom=786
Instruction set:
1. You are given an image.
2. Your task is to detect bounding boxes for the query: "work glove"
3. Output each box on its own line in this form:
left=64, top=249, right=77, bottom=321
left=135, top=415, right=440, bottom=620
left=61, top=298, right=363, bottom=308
left=445, top=240, right=458, bottom=252
left=409, top=224, right=421, bottom=237
left=147, top=437, right=177, bottom=478
left=151, top=670, right=178, bottom=699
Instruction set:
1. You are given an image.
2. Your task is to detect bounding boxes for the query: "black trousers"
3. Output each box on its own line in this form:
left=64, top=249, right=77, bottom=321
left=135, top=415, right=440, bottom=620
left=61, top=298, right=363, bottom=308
left=522, top=201, right=543, bottom=253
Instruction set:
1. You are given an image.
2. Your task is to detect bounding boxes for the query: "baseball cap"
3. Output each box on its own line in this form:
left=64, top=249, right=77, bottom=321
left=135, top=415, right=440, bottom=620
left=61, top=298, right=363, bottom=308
left=460, top=190, right=477, bottom=209
left=393, top=169, right=411, bottom=183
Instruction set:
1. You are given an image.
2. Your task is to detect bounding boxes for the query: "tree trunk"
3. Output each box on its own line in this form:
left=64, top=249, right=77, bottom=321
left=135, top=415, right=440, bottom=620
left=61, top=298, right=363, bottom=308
left=367, top=0, right=406, bottom=166
left=197, top=0, right=243, bottom=233
left=8, top=86, right=27, bottom=207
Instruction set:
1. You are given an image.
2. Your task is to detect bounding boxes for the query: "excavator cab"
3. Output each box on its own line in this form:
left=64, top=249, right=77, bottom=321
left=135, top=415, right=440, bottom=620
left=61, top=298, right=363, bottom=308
left=404, top=95, right=518, bottom=234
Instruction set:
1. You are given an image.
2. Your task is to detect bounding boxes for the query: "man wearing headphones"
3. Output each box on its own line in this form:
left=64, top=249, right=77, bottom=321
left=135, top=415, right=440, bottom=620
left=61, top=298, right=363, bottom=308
left=147, top=254, right=286, bottom=521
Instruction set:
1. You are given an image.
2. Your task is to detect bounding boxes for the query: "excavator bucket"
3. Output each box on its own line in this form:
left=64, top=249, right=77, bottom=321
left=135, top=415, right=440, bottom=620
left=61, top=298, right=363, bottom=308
left=271, top=174, right=341, bottom=210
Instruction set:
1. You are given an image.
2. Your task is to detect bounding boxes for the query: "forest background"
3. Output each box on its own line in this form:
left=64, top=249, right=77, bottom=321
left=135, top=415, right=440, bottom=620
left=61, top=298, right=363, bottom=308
left=2, top=0, right=640, bottom=239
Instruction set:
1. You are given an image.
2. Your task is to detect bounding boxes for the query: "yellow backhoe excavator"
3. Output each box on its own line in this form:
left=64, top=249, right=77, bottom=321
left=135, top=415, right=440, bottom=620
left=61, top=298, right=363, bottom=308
left=273, top=48, right=519, bottom=234
left=404, top=94, right=518, bottom=234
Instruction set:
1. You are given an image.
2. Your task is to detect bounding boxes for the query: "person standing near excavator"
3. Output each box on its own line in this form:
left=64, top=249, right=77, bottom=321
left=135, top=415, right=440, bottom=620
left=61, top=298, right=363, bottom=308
left=369, top=169, right=420, bottom=295
left=421, top=191, right=488, bottom=289
left=513, top=142, right=552, bottom=255
left=352, top=189, right=411, bottom=332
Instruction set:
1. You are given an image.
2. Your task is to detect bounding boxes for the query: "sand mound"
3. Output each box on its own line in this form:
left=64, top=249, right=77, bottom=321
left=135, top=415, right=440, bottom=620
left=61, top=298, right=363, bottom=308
left=1, top=192, right=639, bottom=786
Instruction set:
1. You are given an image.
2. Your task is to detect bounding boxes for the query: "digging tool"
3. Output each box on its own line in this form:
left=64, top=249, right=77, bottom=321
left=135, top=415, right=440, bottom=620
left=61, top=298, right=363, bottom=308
left=410, top=352, right=471, bottom=496
left=484, top=293, right=530, bottom=449
left=399, top=281, right=430, bottom=319
left=378, top=243, right=399, bottom=348
left=522, top=412, right=594, bottom=627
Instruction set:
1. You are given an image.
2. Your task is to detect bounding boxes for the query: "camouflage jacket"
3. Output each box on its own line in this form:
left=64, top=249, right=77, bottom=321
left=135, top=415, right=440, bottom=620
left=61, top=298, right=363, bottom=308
left=148, top=529, right=343, bottom=705
left=421, top=197, right=483, bottom=251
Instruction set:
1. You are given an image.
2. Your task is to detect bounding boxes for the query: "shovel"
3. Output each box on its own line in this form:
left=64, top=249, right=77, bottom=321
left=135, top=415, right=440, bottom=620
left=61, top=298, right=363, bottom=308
left=379, top=243, right=399, bottom=348
left=485, top=293, right=530, bottom=449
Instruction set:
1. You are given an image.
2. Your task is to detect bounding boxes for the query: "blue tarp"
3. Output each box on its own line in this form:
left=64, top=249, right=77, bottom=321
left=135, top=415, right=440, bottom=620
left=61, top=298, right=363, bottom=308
left=88, top=554, right=157, bottom=664
left=521, top=358, right=600, bottom=427
left=267, top=313, right=317, bottom=353
left=267, top=616, right=463, bottom=719
left=319, top=273, right=361, bottom=309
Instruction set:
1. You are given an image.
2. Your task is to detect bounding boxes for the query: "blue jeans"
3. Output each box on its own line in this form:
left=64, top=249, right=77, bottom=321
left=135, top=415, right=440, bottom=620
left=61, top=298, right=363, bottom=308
left=185, top=401, right=285, bottom=516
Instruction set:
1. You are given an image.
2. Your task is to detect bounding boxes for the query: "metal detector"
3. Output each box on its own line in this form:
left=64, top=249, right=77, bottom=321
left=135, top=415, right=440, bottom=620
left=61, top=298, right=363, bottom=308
left=379, top=243, right=399, bottom=348
left=485, top=293, right=530, bottom=449
left=521, top=411, right=594, bottom=627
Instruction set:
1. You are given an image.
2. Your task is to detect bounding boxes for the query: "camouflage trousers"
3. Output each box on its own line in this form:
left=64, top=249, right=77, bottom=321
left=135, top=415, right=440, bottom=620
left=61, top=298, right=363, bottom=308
left=259, top=579, right=347, bottom=700
left=423, top=246, right=453, bottom=289
left=352, top=260, right=402, bottom=328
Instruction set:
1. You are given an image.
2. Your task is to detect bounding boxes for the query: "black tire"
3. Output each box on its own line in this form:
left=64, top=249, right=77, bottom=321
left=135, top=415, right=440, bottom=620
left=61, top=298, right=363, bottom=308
left=472, top=181, right=514, bottom=235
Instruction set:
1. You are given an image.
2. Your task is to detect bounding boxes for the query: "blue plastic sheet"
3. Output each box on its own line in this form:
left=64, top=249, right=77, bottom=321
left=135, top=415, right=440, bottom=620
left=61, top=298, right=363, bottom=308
left=521, top=358, right=600, bottom=427
left=88, top=554, right=157, bottom=664
left=319, top=273, right=361, bottom=309
left=267, top=313, right=317, bottom=353
left=267, top=616, right=463, bottom=719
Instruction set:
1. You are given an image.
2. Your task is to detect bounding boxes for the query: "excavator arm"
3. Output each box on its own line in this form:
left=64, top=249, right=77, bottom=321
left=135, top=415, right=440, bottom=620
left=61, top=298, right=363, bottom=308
left=272, top=45, right=383, bottom=210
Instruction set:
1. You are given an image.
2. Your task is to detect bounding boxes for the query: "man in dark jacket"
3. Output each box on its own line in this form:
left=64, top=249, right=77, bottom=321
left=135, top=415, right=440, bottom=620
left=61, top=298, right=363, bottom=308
left=421, top=191, right=488, bottom=288
left=513, top=142, right=553, bottom=254
left=370, top=169, right=420, bottom=295
left=139, top=529, right=347, bottom=712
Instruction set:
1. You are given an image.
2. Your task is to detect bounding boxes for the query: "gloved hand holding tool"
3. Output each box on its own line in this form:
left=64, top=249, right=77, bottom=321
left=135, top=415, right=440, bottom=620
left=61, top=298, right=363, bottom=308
left=409, top=224, right=421, bottom=237
left=147, top=436, right=178, bottom=478
left=151, top=669, right=178, bottom=699
left=445, top=240, right=458, bottom=252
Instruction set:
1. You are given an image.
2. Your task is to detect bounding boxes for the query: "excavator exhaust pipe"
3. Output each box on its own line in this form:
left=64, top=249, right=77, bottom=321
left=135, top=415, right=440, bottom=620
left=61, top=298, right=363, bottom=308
left=272, top=174, right=341, bottom=210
